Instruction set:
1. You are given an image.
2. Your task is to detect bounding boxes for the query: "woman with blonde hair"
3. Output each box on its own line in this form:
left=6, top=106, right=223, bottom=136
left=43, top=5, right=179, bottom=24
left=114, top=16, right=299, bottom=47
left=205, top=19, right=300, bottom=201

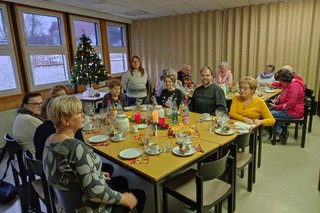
left=229, top=76, right=275, bottom=126
left=43, top=95, right=145, bottom=212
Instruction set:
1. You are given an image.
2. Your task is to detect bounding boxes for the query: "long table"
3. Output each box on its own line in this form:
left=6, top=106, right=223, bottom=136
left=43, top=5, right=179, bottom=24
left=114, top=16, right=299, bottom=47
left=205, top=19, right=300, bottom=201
left=84, top=126, right=220, bottom=212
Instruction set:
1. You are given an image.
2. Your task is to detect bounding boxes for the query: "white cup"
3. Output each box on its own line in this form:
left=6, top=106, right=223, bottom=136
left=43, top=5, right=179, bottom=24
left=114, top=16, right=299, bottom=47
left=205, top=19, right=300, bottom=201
left=84, top=115, right=91, bottom=123
left=132, top=125, right=139, bottom=133
left=84, top=123, right=93, bottom=130
left=201, top=113, right=210, bottom=120
left=148, top=142, right=159, bottom=153
left=113, top=131, right=123, bottom=140
left=141, top=105, right=147, bottom=111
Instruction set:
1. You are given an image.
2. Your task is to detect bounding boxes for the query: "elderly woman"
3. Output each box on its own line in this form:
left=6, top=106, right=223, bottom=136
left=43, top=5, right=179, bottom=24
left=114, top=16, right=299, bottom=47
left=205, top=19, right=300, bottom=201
left=256, top=64, right=276, bottom=87
left=229, top=76, right=275, bottom=126
left=13, top=92, right=43, bottom=157
left=102, top=79, right=127, bottom=108
left=43, top=95, right=145, bottom=212
left=159, top=74, right=184, bottom=107
left=121, top=56, right=148, bottom=106
left=269, top=69, right=305, bottom=144
left=214, top=61, right=233, bottom=87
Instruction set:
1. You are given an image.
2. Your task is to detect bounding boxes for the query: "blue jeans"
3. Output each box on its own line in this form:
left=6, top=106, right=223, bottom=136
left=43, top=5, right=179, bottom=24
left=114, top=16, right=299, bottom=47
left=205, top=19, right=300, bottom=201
left=127, top=97, right=147, bottom=106
left=270, top=110, right=292, bottom=134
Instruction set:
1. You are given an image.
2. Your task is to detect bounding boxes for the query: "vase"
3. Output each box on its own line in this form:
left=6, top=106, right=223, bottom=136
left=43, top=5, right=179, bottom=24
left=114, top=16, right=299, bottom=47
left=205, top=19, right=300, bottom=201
left=83, top=85, right=95, bottom=97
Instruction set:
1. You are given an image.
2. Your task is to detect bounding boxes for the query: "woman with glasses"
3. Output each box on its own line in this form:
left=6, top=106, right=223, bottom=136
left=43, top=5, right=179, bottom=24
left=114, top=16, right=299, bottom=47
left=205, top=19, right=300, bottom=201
left=159, top=74, right=184, bottom=107
left=229, top=76, right=275, bottom=126
left=12, top=92, right=44, bottom=157
left=43, top=95, right=145, bottom=212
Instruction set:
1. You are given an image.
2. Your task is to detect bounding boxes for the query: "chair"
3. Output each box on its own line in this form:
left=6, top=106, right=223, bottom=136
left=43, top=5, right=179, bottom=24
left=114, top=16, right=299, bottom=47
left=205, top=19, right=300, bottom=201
left=51, top=185, right=84, bottom=212
left=233, top=132, right=255, bottom=192
left=305, top=88, right=315, bottom=133
left=163, top=151, right=235, bottom=213
left=271, top=99, right=309, bottom=148
left=4, top=133, right=29, bottom=212
left=24, top=150, right=55, bottom=213
left=318, top=168, right=320, bottom=191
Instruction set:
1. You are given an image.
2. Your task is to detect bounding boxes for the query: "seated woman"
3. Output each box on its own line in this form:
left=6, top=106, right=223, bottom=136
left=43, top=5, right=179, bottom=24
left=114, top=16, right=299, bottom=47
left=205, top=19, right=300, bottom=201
left=102, top=79, right=127, bottom=108
left=269, top=69, right=305, bottom=144
left=229, top=76, right=275, bottom=126
left=214, top=61, right=233, bottom=87
left=13, top=92, right=44, bottom=157
left=159, top=74, right=184, bottom=107
left=256, top=64, right=276, bottom=87
left=43, top=95, right=145, bottom=212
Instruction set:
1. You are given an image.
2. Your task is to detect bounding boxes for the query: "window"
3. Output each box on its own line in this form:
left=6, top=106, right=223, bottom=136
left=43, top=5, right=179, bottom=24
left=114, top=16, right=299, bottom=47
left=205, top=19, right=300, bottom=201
left=0, top=4, right=21, bottom=96
left=18, top=7, right=69, bottom=90
left=70, top=16, right=102, bottom=58
left=107, top=23, right=128, bottom=75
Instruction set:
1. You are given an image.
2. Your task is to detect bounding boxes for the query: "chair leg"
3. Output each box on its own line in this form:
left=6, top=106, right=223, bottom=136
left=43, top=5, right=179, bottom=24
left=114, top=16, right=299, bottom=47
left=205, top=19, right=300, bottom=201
left=240, top=169, right=244, bottom=178
left=247, top=162, right=253, bottom=192
left=294, top=123, right=298, bottom=139
left=258, top=126, right=262, bottom=168
left=163, top=188, right=168, bottom=213
left=318, top=169, right=320, bottom=191
left=227, top=193, right=233, bottom=213
left=301, top=120, right=307, bottom=148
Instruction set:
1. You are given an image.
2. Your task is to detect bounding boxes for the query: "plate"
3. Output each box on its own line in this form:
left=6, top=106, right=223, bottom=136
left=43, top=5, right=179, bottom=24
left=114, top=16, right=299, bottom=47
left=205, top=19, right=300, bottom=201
left=119, top=148, right=143, bottom=159
left=172, top=146, right=196, bottom=156
left=124, top=106, right=133, bottom=111
left=215, top=128, right=235, bottom=136
left=145, top=147, right=161, bottom=155
left=111, top=136, right=126, bottom=142
left=200, top=117, right=212, bottom=121
left=137, top=124, right=147, bottom=129
left=264, top=89, right=277, bottom=93
left=88, top=135, right=109, bottom=143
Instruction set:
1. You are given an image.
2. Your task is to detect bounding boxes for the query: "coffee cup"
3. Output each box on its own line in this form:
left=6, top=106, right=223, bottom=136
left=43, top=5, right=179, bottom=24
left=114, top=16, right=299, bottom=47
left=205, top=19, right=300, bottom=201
left=83, top=123, right=93, bottom=131
left=84, top=115, right=91, bottom=124
left=132, top=125, right=139, bottom=133
left=113, top=131, right=123, bottom=140
left=148, top=142, right=159, bottom=153
left=141, top=105, right=147, bottom=111
left=201, top=113, right=210, bottom=120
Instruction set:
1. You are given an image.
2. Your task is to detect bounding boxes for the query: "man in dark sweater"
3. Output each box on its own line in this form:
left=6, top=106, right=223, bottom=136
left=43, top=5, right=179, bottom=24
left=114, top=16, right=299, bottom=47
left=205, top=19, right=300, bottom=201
left=189, top=66, right=227, bottom=114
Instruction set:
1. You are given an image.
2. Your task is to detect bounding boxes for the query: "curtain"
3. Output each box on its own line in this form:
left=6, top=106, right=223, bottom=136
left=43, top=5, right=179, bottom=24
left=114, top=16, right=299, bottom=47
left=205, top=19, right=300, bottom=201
left=130, top=0, right=320, bottom=99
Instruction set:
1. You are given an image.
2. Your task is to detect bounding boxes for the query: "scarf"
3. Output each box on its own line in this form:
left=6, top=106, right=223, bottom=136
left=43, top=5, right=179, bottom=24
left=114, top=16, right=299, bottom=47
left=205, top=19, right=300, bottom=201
left=260, top=72, right=274, bottom=79
left=17, top=107, right=44, bottom=121
left=216, top=70, right=231, bottom=84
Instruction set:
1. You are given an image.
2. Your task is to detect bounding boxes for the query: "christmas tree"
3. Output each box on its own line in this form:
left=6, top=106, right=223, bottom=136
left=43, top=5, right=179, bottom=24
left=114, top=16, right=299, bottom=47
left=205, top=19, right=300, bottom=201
left=69, top=34, right=109, bottom=90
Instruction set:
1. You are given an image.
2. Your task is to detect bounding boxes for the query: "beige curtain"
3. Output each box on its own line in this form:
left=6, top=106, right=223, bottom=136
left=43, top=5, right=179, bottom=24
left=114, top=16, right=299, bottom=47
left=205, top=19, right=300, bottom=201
left=130, top=0, right=320, bottom=99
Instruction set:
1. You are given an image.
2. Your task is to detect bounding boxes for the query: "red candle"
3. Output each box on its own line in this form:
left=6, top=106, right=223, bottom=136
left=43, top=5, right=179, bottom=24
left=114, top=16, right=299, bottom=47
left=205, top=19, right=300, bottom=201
left=159, top=117, right=165, bottom=126
left=134, top=112, right=141, bottom=123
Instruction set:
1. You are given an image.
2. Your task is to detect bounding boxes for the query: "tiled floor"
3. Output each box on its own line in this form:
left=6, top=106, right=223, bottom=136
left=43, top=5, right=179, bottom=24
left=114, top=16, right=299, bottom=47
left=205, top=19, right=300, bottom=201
left=1, top=117, right=320, bottom=212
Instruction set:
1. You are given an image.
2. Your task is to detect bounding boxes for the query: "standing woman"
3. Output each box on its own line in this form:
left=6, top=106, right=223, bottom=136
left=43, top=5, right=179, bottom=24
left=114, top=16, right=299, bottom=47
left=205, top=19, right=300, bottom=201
left=121, top=56, right=148, bottom=106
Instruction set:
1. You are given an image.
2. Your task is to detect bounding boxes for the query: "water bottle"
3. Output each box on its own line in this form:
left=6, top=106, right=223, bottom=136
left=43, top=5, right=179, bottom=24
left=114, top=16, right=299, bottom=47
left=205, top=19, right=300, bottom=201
left=182, top=99, right=190, bottom=124
left=171, top=98, right=178, bottom=124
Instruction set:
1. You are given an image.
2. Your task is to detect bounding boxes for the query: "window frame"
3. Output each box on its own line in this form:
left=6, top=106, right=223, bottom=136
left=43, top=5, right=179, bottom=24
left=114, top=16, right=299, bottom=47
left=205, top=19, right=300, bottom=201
left=17, top=6, right=70, bottom=91
left=0, top=3, right=22, bottom=97
left=107, top=22, right=129, bottom=76
left=69, top=15, right=103, bottom=61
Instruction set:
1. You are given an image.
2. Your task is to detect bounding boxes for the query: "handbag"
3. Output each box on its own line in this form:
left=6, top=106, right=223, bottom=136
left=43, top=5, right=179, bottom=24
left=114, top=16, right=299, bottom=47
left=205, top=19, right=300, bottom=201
left=0, top=144, right=17, bottom=203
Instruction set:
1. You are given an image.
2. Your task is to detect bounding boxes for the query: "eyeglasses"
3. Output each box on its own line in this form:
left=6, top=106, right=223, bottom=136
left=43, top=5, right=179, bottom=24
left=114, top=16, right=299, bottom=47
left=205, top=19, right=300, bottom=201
left=27, top=102, right=42, bottom=107
left=239, top=86, right=251, bottom=91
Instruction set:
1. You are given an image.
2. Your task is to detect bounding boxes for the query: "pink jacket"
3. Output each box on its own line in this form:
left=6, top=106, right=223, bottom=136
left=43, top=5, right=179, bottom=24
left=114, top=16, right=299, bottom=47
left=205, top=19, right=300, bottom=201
left=274, top=80, right=305, bottom=118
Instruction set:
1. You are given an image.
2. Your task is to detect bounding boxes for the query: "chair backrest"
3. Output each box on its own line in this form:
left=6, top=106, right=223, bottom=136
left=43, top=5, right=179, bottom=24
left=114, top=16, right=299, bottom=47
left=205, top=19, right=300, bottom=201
left=234, top=132, right=251, bottom=149
left=198, top=150, right=230, bottom=181
left=52, top=186, right=84, bottom=212
left=3, top=133, right=27, bottom=183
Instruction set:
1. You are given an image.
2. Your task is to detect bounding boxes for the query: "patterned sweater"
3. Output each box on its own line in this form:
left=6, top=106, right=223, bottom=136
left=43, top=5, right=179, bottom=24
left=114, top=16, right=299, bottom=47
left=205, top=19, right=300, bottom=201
left=43, top=139, right=122, bottom=212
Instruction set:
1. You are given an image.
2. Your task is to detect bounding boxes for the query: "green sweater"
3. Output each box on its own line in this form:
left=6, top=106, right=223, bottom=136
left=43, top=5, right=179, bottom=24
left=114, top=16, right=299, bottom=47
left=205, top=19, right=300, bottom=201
left=189, top=83, right=227, bottom=114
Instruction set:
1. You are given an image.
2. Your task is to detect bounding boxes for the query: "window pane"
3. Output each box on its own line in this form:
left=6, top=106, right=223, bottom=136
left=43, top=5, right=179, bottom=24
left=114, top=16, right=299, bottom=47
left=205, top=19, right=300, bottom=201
left=0, top=55, right=17, bottom=90
left=0, top=8, right=8, bottom=45
left=30, top=54, right=68, bottom=85
left=110, top=53, right=128, bottom=74
left=23, top=12, right=62, bottom=46
left=73, top=20, right=98, bottom=46
left=107, top=26, right=125, bottom=47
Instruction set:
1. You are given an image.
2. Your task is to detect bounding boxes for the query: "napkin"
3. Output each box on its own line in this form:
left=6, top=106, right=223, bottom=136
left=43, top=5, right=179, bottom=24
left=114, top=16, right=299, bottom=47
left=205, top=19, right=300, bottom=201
left=234, top=121, right=255, bottom=131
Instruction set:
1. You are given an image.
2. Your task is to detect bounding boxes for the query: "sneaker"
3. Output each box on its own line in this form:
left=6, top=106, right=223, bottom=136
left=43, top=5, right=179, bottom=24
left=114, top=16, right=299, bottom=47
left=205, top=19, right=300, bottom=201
left=279, top=130, right=289, bottom=145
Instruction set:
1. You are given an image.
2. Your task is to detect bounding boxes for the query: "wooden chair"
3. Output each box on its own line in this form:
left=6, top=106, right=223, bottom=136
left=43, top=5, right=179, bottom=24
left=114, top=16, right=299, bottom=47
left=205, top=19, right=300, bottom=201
left=163, top=151, right=235, bottom=213
left=24, top=150, right=55, bottom=213
left=233, top=132, right=255, bottom=192
left=271, top=100, right=309, bottom=148
left=3, top=133, right=30, bottom=212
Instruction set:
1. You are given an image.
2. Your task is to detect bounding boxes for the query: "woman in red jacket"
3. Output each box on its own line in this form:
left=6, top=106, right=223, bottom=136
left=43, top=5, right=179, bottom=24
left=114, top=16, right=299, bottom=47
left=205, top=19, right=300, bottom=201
left=270, top=69, right=305, bottom=144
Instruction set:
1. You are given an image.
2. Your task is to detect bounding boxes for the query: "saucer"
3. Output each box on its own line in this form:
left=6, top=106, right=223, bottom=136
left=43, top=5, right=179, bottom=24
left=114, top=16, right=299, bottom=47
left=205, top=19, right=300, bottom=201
left=89, top=135, right=109, bottom=143
left=200, top=117, right=212, bottom=121
left=111, top=136, right=126, bottom=142
left=137, top=124, right=147, bottom=129
left=145, top=147, right=161, bottom=155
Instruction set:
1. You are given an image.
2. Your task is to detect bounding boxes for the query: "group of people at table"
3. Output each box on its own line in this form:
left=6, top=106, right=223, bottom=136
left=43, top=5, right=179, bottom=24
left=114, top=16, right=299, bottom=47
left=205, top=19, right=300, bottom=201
left=11, top=54, right=305, bottom=212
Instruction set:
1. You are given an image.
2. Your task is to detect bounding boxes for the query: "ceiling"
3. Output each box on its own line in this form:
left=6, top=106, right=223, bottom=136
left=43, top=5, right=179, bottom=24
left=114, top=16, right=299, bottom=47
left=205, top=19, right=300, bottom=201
left=45, top=0, right=295, bottom=20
